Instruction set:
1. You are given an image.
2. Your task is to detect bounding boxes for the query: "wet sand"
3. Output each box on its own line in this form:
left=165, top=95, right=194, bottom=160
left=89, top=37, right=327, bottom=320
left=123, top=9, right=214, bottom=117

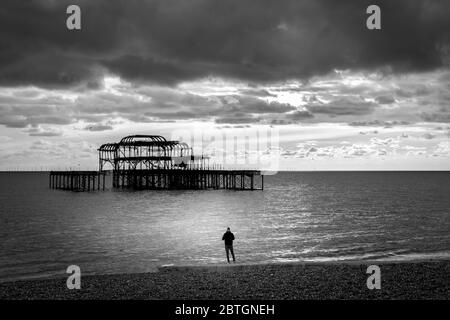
left=0, top=261, right=448, bottom=300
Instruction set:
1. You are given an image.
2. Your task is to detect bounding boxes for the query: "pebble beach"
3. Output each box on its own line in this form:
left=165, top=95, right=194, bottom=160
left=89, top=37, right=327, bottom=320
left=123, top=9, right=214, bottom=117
left=0, top=261, right=448, bottom=300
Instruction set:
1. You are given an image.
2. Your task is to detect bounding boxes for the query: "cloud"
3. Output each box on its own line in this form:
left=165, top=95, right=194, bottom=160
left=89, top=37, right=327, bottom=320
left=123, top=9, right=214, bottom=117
left=220, top=95, right=296, bottom=114
left=84, top=124, right=114, bottom=131
left=286, top=135, right=413, bottom=160
left=422, top=133, right=436, bottom=140
left=0, top=136, right=12, bottom=142
left=103, top=55, right=203, bottom=86
left=420, top=112, right=450, bottom=123
left=433, top=141, right=450, bottom=156
left=375, top=95, right=396, bottom=104
left=25, top=126, right=63, bottom=137
left=349, top=120, right=411, bottom=127
left=1, top=0, right=450, bottom=171
left=286, top=110, right=314, bottom=121
left=1, top=67, right=449, bottom=129
left=239, top=89, right=276, bottom=97
left=281, top=149, right=297, bottom=156
left=1, top=0, right=450, bottom=88
left=306, top=97, right=376, bottom=116
left=359, top=130, right=378, bottom=135
left=0, top=103, right=74, bottom=128
left=215, top=113, right=260, bottom=124
left=370, top=136, right=400, bottom=146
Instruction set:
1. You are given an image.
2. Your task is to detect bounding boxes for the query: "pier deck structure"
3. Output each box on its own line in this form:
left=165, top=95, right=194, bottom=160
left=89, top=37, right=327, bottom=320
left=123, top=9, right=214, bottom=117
left=50, top=135, right=263, bottom=191
left=49, top=171, right=106, bottom=191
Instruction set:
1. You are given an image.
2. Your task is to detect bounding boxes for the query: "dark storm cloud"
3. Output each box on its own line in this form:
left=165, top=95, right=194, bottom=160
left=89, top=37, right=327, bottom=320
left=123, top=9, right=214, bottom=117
left=375, top=95, right=396, bottom=104
left=220, top=95, right=296, bottom=114
left=1, top=0, right=450, bottom=88
left=306, top=97, right=376, bottom=116
left=103, top=55, right=204, bottom=85
left=0, top=81, right=300, bottom=125
left=420, top=112, right=450, bottom=123
left=215, top=113, right=260, bottom=124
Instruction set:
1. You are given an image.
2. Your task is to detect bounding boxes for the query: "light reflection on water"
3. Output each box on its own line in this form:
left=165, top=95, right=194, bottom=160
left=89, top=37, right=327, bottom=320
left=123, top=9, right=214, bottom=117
left=0, top=171, right=449, bottom=282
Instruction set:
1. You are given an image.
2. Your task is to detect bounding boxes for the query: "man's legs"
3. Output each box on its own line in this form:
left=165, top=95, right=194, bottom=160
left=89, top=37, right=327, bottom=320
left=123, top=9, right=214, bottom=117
left=225, top=246, right=230, bottom=263
left=229, top=246, right=236, bottom=262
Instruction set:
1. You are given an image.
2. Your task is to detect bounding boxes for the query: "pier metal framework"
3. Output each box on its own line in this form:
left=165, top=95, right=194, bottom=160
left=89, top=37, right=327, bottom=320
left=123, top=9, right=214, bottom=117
left=98, top=135, right=207, bottom=172
left=50, top=134, right=263, bottom=191
left=49, top=171, right=106, bottom=191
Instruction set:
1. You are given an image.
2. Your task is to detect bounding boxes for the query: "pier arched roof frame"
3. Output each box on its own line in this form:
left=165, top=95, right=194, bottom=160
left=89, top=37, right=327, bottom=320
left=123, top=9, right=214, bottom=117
left=98, top=143, right=119, bottom=152
left=119, top=135, right=166, bottom=144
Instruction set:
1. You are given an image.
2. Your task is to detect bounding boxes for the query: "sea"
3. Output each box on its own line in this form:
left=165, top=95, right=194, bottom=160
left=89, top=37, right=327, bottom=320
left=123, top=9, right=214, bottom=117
left=0, top=171, right=449, bottom=282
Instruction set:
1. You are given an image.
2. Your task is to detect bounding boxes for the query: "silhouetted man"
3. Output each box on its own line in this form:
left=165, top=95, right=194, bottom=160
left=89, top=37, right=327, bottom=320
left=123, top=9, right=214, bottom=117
left=222, top=227, right=235, bottom=263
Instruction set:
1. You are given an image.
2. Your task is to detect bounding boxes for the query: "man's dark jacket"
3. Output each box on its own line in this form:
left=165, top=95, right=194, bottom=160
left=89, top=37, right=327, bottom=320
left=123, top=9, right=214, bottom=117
left=222, top=231, right=235, bottom=246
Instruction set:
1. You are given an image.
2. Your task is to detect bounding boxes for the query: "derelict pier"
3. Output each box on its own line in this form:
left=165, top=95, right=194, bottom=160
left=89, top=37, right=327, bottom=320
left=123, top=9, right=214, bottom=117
left=50, top=135, right=263, bottom=191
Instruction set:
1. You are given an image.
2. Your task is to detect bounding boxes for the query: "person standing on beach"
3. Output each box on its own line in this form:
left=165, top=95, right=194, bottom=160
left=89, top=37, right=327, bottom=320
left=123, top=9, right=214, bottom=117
left=222, top=227, right=236, bottom=263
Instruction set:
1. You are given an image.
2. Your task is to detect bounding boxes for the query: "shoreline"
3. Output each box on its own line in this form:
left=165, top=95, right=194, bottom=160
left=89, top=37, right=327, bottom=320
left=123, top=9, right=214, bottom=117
left=0, top=260, right=448, bottom=299
left=2, top=257, right=448, bottom=285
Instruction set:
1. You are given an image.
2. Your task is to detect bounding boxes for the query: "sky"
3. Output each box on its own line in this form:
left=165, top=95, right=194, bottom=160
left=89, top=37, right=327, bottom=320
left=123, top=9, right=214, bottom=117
left=0, top=0, right=450, bottom=171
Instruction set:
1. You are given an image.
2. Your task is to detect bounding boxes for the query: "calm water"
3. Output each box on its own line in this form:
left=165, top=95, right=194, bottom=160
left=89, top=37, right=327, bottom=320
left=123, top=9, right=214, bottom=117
left=0, top=171, right=449, bottom=282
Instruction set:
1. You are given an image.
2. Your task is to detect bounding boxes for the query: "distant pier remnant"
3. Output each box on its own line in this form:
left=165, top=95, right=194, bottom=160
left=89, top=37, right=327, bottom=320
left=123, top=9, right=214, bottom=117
left=50, top=134, right=263, bottom=191
left=99, top=135, right=263, bottom=190
left=49, top=171, right=106, bottom=191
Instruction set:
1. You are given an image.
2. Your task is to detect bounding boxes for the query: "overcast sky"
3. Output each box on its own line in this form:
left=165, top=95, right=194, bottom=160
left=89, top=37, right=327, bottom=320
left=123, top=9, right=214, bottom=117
left=1, top=0, right=450, bottom=170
